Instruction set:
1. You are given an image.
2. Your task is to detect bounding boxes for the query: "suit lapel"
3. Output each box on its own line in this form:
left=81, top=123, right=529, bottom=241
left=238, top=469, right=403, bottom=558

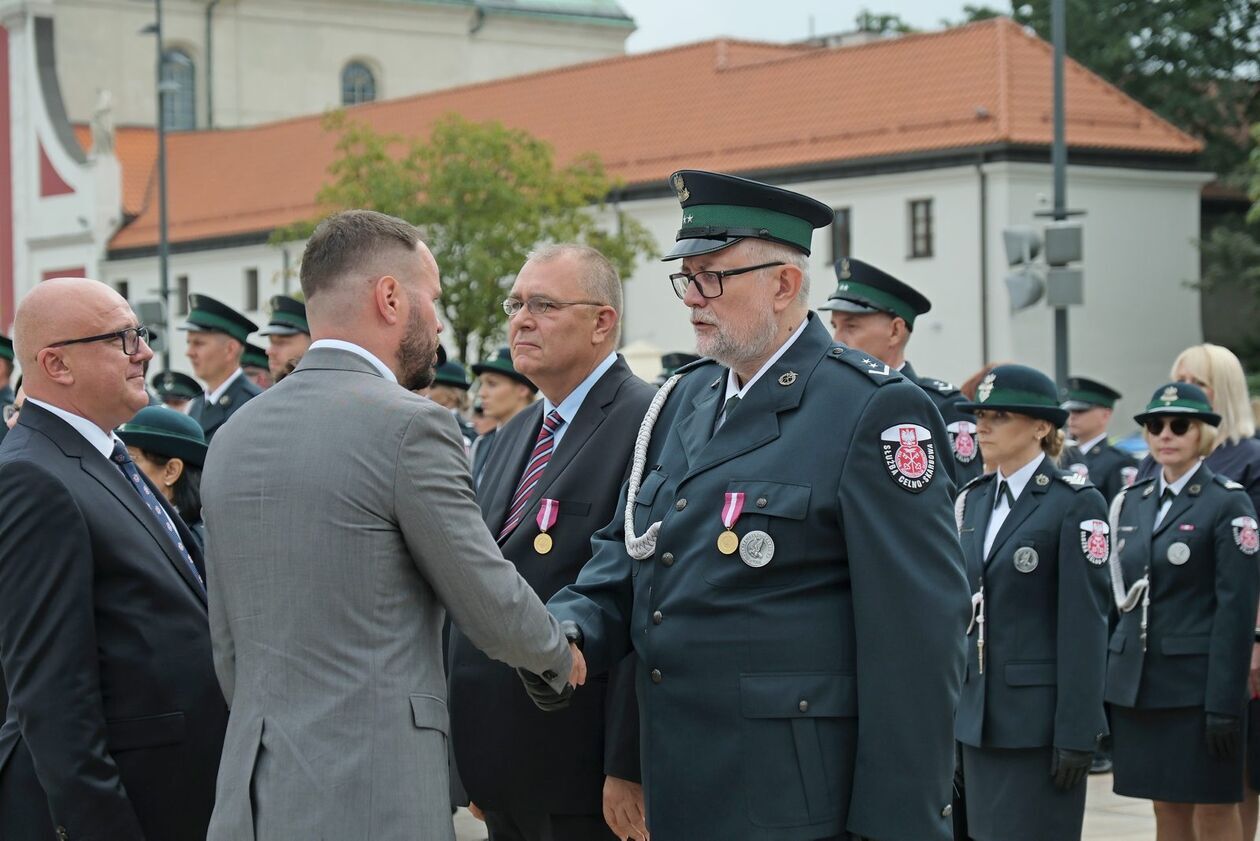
left=680, top=318, right=824, bottom=481
left=530, top=360, right=629, bottom=506
left=968, top=479, right=996, bottom=573
left=674, top=375, right=724, bottom=470
left=483, top=404, right=542, bottom=537
left=986, top=457, right=1053, bottom=564
left=1153, top=464, right=1206, bottom=537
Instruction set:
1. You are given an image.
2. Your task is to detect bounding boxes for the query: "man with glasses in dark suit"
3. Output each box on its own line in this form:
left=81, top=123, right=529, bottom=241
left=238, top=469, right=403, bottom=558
left=0, top=277, right=226, bottom=841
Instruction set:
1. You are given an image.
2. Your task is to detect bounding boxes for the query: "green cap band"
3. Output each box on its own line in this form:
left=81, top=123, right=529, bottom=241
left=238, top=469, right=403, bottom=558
left=119, top=423, right=206, bottom=446
left=830, top=280, right=918, bottom=326
left=981, top=387, right=1061, bottom=408
left=682, top=204, right=814, bottom=253
left=1067, top=389, right=1115, bottom=408
left=0, top=346, right=12, bottom=362
left=188, top=311, right=249, bottom=343
left=1146, top=397, right=1212, bottom=414
left=271, top=311, right=308, bottom=332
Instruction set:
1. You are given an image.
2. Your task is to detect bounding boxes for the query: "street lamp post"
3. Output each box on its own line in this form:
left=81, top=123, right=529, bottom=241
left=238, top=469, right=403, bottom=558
left=143, top=0, right=173, bottom=371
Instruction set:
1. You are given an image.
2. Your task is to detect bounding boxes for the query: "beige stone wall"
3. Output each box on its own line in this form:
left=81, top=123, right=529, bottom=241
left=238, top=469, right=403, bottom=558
left=51, top=0, right=630, bottom=128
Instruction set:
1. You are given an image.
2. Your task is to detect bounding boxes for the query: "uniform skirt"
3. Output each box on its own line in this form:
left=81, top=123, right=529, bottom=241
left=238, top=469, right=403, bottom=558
left=1112, top=705, right=1244, bottom=803
left=961, top=744, right=1087, bottom=841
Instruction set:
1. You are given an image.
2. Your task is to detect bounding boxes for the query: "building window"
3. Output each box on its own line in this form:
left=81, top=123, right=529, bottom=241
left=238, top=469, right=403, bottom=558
left=831, top=207, right=852, bottom=262
left=114, top=279, right=130, bottom=300
left=160, top=49, right=197, bottom=131
left=244, top=268, right=259, bottom=311
left=177, top=275, right=190, bottom=315
left=341, top=62, right=376, bottom=106
left=908, top=199, right=933, bottom=259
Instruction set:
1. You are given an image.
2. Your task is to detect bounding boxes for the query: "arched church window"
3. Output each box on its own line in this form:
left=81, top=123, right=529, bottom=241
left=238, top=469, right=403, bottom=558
left=160, top=49, right=196, bottom=131
left=342, top=62, right=376, bottom=106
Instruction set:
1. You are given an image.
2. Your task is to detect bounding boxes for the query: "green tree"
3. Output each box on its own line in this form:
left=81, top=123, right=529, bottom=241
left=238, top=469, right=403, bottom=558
left=854, top=9, right=916, bottom=34
left=274, top=111, right=656, bottom=361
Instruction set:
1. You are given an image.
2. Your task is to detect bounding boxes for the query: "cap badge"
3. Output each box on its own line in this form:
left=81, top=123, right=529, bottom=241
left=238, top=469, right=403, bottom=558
left=672, top=173, right=689, bottom=202
left=778, top=371, right=798, bottom=386
left=1160, top=385, right=1179, bottom=404
left=840, top=259, right=851, bottom=279
left=162, top=373, right=175, bottom=388
left=977, top=373, right=996, bottom=403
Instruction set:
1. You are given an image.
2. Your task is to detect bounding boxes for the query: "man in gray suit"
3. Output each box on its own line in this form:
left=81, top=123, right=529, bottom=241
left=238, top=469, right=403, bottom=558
left=201, top=210, right=584, bottom=841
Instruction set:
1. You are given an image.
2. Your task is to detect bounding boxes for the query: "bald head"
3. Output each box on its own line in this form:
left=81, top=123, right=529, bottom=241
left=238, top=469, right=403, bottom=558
left=15, top=277, right=153, bottom=432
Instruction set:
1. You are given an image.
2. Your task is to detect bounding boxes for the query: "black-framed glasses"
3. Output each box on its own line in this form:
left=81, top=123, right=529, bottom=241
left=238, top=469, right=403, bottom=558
left=47, top=325, right=150, bottom=356
left=669, top=261, right=785, bottom=300
left=1144, top=417, right=1192, bottom=437
left=502, top=298, right=605, bottom=317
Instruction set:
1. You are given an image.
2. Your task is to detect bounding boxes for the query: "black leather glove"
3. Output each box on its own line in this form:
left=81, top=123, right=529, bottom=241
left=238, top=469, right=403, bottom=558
left=1206, top=713, right=1241, bottom=758
left=517, top=668, right=573, bottom=712
left=1049, top=747, right=1092, bottom=790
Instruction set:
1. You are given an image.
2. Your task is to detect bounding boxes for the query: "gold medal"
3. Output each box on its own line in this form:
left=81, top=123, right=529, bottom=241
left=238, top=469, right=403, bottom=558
left=717, top=529, right=739, bottom=555
left=534, top=532, right=553, bottom=554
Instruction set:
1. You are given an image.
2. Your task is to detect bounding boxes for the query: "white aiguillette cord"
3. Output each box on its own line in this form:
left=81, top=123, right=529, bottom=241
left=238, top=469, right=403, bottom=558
left=955, top=485, right=985, bottom=674
left=1107, top=487, right=1151, bottom=647
left=624, top=373, right=682, bottom=560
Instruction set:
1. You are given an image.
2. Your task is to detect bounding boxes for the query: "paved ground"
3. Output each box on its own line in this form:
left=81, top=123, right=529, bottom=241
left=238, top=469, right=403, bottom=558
left=452, top=773, right=1156, bottom=840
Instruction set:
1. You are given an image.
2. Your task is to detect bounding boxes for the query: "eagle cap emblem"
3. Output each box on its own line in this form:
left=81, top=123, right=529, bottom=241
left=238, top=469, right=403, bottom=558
left=1160, top=385, right=1179, bottom=405
left=840, top=259, right=851, bottom=279
left=672, top=173, right=689, bottom=202
left=977, top=372, right=997, bottom=403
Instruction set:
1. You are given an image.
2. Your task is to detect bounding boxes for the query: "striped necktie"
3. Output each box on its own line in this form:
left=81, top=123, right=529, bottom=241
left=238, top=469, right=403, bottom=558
left=498, top=409, right=564, bottom=540
left=110, top=439, right=205, bottom=593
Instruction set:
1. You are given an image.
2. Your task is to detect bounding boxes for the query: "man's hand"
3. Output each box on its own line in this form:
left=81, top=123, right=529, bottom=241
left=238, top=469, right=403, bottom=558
left=468, top=802, right=485, bottom=822
left=603, top=776, right=649, bottom=841
left=1206, top=713, right=1241, bottom=758
left=569, top=642, right=587, bottom=688
left=1049, top=747, right=1092, bottom=790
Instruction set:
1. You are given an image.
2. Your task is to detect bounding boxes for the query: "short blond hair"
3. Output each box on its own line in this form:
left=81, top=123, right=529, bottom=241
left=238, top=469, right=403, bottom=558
left=1170, top=344, right=1254, bottom=446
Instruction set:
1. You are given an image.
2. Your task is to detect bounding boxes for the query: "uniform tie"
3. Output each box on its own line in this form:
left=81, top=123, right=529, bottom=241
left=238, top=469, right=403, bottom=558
left=110, top=440, right=204, bottom=593
left=715, top=395, right=740, bottom=432
left=994, top=480, right=1015, bottom=510
left=1154, top=486, right=1177, bottom=529
left=499, top=410, right=564, bottom=540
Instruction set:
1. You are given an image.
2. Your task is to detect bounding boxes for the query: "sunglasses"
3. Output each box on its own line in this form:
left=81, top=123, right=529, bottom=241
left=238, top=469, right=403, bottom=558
left=1144, top=417, right=1192, bottom=437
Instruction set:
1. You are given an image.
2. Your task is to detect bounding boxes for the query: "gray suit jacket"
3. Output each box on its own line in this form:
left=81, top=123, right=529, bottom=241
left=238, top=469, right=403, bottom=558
left=201, top=347, right=572, bottom=841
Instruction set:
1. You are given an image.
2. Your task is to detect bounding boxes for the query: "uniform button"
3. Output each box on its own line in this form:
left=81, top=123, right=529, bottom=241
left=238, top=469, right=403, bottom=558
left=756, top=497, right=768, bottom=508
left=652, top=610, right=663, bottom=625
left=661, top=552, right=675, bottom=566
left=675, top=498, right=687, bottom=511
left=650, top=668, right=662, bottom=683
left=798, top=700, right=809, bottom=713
left=542, top=669, right=557, bottom=681
left=941, top=804, right=953, bottom=818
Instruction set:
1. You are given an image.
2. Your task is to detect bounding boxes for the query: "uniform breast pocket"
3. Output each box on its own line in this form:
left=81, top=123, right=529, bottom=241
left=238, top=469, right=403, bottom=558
left=631, top=470, right=668, bottom=576
left=703, top=480, right=811, bottom=589
left=1157, top=530, right=1206, bottom=570
left=1006, top=531, right=1053, bottom=577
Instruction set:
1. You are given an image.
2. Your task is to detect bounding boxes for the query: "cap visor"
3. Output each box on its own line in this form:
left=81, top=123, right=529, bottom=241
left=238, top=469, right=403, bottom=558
left=257, top=324, right=302, bottom=336
left=1134, top=408, right=1222, bottom=427
left=661, top=236, right=745, bottom=261
left=177, top=321, right=212, bottom=333
left=1060, top=400, right=1095, bottom=411
left=818, top=298, right=883, bottom=314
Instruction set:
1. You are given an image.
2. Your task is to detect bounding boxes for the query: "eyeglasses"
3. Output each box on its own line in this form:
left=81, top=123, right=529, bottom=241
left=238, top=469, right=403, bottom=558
left=502, top=298, right=605, bottom=317
left=2, top=404, right=18, bottom=424
left=47, top=325, right=150, bottom=356
left=1144, top=417, right=1192, bottom=437
left=668, top=261, right=785, bottom=300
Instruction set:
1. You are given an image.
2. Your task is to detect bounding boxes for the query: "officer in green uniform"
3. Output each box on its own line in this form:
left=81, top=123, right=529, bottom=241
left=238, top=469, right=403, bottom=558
left=256, top=295, right=311, bottom=383
left=150, top=370, right=201, bottom=413
left=240, top=342, right=272, bottom=391
left=1060, top=376, right=1138, bottom=502
left=179, top=294, right=261, bottom=442
left=537, top=170, right=969, bottom=841
left=952, top=364, right=1110, bottom=841
left=429, top=358, right=478, bottom=445
left=819, top=258, right=981, bottom=485
left=654, top=352, right=700, bottom=387
left=469, top=346, right=537, bottom=487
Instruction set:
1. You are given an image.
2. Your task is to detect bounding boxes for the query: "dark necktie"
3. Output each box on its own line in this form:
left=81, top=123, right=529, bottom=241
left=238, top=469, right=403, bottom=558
left=499, top=409, right=564, bottom=540
left=1160, top=488, right=1175, bottom=506
left=995, top=480, right=1015, bottom=510
left=110, top=440, right=205, bottom=593
left=715, top=395, right=741, bottom=432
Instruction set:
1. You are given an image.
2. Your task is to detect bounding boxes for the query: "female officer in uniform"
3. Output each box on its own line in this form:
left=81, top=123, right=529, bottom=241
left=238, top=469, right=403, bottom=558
left=1107, top=382, right=1259, bottom=841
left=118, top=405, right=210, bottom=555
left=952, top=364, right=1110, bottom=841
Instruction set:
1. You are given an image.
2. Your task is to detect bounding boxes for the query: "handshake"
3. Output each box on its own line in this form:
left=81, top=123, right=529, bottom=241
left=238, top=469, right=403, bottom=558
left=517, top=621, right=588, bottom=711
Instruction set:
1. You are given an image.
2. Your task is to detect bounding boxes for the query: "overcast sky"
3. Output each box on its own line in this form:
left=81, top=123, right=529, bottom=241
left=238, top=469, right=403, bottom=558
left=620, top=0, right=988, bottom=52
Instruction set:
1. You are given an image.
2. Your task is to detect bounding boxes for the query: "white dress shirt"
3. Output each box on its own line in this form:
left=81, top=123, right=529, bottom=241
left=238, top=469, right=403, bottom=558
left=1154, top=459, right=1202, bottom=530
left=1077, top=433, right=1108, bottom=456
left=983, top=453, right=1048, bottom=558
left=716, top=316, right=811, bottom=429
left=205, top=367, right=245, bottom=404
left=308, top=339, right=398, bottom=383
left=541, top=350, right=618, bottom=450
left=24, top=397, right=118, bottom=458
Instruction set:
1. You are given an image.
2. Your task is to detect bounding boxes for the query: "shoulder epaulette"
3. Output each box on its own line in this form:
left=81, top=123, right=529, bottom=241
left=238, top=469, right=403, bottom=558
left=920, top=376, right=961, bottom=396
left=826, top=345, right=904, bottom=386
left=1058, top=471, right=1094, bottom=490
left=1214, top=474, right=1246, bottom=491
left=960, top=472, right=994, bottom=493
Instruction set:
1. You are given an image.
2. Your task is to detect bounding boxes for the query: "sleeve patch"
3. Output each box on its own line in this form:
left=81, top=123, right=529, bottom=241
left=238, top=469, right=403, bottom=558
left=880, top=423, right=936, bottom=493
left=1079, top=519, right=1110, bottom=565
left=1232, top=516, right=1259, bottom=555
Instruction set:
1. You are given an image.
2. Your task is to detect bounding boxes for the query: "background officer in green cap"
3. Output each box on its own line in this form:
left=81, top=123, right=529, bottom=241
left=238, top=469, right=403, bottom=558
left=653, top=351, right=700, bottom=387
left=952, top=363, right=1110, bottom=841
left=240, top=342, right=272, bottom=391
left=1060, top=376, right=1137, bottom=502
left=151, top=370, right=201, bottom=413
left=424, top=357, right=478, bottom=446
left=820, top=257, right=981, bottom=486
left=539, top=169, right=968, bottom=840
left=0, top=334, right=16, bottom=448
left=469, top=347, right=537, bottom=486
left=257, top=294, right=311, bottom=384
left=179, top=293, right=261, bottom=442
left=119, top=405, right=210, bottom=556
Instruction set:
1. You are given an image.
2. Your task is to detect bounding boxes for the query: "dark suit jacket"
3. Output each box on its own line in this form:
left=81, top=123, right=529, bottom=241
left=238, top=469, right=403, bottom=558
left=449, top=355, right=653, bottom=814
left=1105, top=466, right=1259, bottom=714
left=0, top=403, right=227, bottom=841
left=953, top=459, right=1111, bottom=753
left=188, top=371, right=261, bottom=442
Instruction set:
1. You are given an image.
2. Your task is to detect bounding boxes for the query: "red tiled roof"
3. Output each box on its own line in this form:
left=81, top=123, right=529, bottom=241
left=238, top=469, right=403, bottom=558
left=108, top=19, right=1202, bottom=251
left=73, top=124, right=158, bottom=217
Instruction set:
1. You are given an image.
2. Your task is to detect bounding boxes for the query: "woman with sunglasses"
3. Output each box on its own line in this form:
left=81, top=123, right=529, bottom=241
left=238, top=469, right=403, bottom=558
left=1107, top=382, right=1259, bottom=841
left=952, top=364, right=1110, bottom=841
